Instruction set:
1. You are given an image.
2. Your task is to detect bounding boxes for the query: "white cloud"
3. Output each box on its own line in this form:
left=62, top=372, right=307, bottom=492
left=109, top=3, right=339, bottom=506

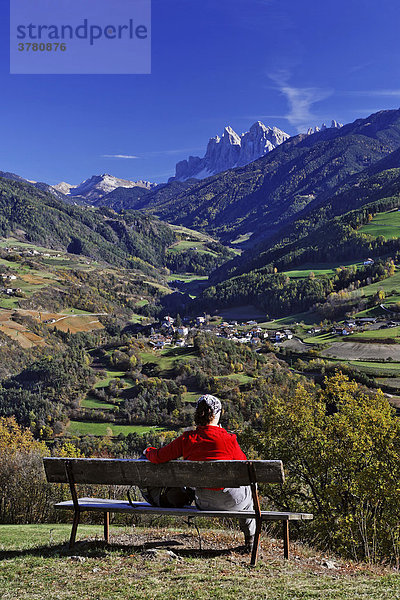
left=269, top=71, right=332, bottom=133
left=102, top=154, right=139, bottom=159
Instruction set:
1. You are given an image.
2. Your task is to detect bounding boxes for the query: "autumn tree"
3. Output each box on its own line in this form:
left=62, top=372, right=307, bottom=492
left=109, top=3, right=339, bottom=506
left=243, top=372, right=400, bottom=563
left=0, top=417, right=48, bottom=523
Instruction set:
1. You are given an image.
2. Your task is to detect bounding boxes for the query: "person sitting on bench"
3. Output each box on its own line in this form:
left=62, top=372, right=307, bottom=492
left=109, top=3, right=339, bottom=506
left=145, top=394, right=255, bottom=550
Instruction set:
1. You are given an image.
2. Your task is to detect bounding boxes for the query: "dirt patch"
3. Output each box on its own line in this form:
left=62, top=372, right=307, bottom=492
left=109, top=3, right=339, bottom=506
left=321, top=342, right=400, bottom=361
left=52, top=315, right=104, bottom=333
left=280, top=337, right=310, bottom=352
left=20, top=274, right=51, bottom=285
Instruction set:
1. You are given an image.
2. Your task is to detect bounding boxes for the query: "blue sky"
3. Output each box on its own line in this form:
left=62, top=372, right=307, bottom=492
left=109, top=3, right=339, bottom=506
left=1, top=0, right=400, bottom=185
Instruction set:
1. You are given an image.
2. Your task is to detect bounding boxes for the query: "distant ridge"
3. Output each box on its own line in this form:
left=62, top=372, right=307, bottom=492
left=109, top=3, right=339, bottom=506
left=53, top=174, right=157, bottom=203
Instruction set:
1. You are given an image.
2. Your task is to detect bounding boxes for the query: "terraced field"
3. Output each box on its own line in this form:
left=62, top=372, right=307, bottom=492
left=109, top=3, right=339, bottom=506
left=0, top=310, right=46, bottom=348
left=0, top=308, right=104, bottom=347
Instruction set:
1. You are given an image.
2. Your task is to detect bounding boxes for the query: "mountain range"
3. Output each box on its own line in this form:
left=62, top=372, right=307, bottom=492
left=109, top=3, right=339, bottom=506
left=3, top=108, right=400, bottom=315
left=53, top=174, right=157, bottom=203
left=172, top=121, right=290, bottom=181
left=135, top=110, right=400, bottom=246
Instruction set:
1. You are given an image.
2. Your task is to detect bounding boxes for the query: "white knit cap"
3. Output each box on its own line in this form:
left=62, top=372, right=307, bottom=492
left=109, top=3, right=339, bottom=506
left=196, top=394, right=222, bottom=415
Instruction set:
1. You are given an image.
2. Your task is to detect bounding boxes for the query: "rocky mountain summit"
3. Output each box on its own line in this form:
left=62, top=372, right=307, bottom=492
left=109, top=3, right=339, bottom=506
left=172, top=121, right=290, bottom=181
left=307, top=120, right=343, bottom=135
left=53, top=174, right=157, bottom=203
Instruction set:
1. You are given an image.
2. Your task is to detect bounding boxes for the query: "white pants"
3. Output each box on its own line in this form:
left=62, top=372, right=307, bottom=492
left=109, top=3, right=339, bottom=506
left=195, top=485, right=256, bottom=539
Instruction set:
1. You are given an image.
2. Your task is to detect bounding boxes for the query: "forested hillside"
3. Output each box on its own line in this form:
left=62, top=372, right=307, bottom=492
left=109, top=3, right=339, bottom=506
left=95, top=179, right=197, bottom=212
left=0, top=178, right=176, bottom=272
left=202, top=163, right=400, bottom=315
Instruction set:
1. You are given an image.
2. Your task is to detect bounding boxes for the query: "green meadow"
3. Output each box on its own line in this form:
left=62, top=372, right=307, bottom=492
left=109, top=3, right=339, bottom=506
left=359, top=210, right=400, bottom=239
left=67, top=420, right=163, bottom=436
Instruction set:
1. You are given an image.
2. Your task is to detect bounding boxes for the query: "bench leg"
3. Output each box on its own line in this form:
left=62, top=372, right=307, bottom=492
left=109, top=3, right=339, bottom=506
left=104, top=512, right=110, bottom=544
left=250, top=517, right=262, bottom=567
left=69, top=510, right=80, bottom=549
left=283, top=521, right=289, bottom=559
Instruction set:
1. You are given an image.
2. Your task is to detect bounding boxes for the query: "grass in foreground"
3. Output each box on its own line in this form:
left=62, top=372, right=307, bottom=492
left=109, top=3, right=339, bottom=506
left=0, top=524, right=399, bottom=600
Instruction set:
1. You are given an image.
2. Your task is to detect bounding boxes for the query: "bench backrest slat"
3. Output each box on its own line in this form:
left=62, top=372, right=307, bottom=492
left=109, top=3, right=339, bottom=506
left=43, top=458, right=284, bottom=487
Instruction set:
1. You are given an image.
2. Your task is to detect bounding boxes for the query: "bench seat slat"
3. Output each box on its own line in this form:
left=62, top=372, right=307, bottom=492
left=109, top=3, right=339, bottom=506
left=54, top=498, right=313, bottom=521
left=43, top=458, right=284, bottom=487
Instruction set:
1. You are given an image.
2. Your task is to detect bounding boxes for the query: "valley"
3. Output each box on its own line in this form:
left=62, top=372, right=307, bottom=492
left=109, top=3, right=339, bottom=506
left=4, top=108, right=400, bottom=568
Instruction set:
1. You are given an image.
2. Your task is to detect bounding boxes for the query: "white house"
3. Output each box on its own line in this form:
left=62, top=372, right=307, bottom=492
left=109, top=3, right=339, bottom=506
left=177, top=326, right=189, bottom=337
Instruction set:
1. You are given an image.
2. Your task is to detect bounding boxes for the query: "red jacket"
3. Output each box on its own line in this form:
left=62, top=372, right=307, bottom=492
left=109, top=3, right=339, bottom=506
left=145, top=425, right=247, bottom=464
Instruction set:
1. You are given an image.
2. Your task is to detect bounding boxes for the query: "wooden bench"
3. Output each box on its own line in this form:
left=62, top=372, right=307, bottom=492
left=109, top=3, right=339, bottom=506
left=43, top=457, right=313, bottom=566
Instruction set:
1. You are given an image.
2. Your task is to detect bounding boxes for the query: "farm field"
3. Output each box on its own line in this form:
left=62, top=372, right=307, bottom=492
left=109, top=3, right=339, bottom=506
left=0, top=308, right=104, bottom=347
left=68, top=420, right=163, bottom=436
left=324, top=359, right=400, bottom=376
left=358, top=269, right=400, bottom=300
left=168, top=224, right=217, bottom=244
left=321, top=342, right=400, bottom=361
left=283, top=260, right=363, bottom=279
left=0, top=244, right=102, bottom=310
left=230, top=231, right=253, bottom=245
left=0, top=310, right=46, bottom=348
left=129, top=313, right=146, bottom=324
left=216, top=373, right=254, bottom=385
left=0, top=240, right=61, bottom=252
left=302, top=332, right=342, bottom=344
left=375, top=377, right=400, bottom=390
left=80, top=395, right=116, bottom=410
left=359, top=210, right=400, bottom=239
left=167, top=273, right=208, bottom=283
left=140, top=346, right=196, bottom=374
left=62, top=307, right=93, bottom=315
left=93, top=371, right=127, bottom=388
left=351, top=326, right=400, bottom=340
left=47, top=314, right=104, bottom=334
left=182, top=390, right=201, bottom=403
left=167, top=240, right=215, bottom=255
left=260, top=310, right=322, bottom=328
